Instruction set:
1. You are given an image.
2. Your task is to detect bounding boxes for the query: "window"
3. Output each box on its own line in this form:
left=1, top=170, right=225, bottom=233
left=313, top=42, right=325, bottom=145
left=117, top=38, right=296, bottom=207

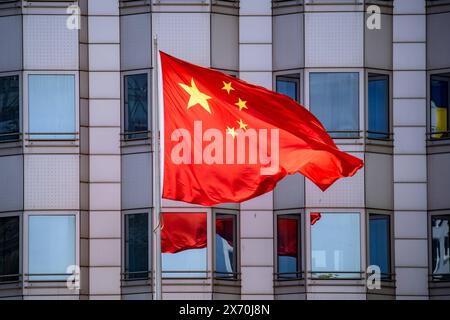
left=0, top=75, right=20, bottom=141
left=430, top=74, right=449, bottom=139
left=0, top=216, right=20, bottom=283
left=124, top=73, right=148, bottom=140
left=28, top=75, right=75, bottom=140
left=431, top=216, right=450, bottom=281
left=215, top=214, right=237, bottom=279
left=161, top=213, right=207, bottom=278
left=276, top=74, right=300, bottom=102
left=369, top=214, right=391, bottom=279
left=310, top=72, right=359, bottom=138
left=277, top=214, right=301, bottom=279
left=368, top=74, right=389, bottom=139
left=28, top=215, right=75, bottom=281
left=311, top=213, right=360, bottom=279
left=124, top=213, right=149, bottom=280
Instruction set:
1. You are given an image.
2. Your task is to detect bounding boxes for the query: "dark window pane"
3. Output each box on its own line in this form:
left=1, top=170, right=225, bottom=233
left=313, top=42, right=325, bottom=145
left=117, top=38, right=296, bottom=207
left=0, top=216, right=20, bottom=282
left=368, top=74, right=389, bottom=139
left=124, top=74, right=148, bottom=139
left=277, top=215, right=301, bottom=279
left=276, top=74, right=300, bottom=102
left=430, top=75, right=449, bottom=139
left=125, top=213, right=149, bottom=280
left=215, top=214, right=236, bottom=279
left=0, top=75, right=20, bottom=141
left=369, top=214, right=391, bottom=279
left=432, top=216, right=450, bottom=280
left=310, top=72, right=359, bottom=138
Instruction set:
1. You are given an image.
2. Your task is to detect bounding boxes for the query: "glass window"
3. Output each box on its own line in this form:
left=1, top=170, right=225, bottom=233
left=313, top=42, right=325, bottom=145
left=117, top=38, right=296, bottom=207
left=368, top=74, right=389, bottom=139
left=369, top=214, right=391, bottom=279
left=215, top=214, right=237, bottom=279
left=431, top=216, right=450, bottom=281
left=0, top=75, right=20, bottom=141
left=28, top=75, right=75, bottom=140
left=0, top=216, right=20, bottom=283
left=276, top=74, right=300, bottom=102
left=28, top=215, right=75, bottom=281
left=124, top=73, right=148, bottom=139
left=311, top=213, right=360, bottom=279
left=430, top=74, right=449, bottom=139
left=310, top=72, right=359, bottom=138
left=277, top=215, right=301, bottom=279
left=124, top=213, right=149, bottom=280
left=161, top=213, right=207, bottom=278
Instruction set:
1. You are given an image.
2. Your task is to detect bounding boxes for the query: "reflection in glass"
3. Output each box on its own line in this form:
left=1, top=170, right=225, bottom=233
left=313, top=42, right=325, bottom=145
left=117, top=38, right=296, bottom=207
left=277, top=215, right=301, bottom=279
left=369, top=214, right=390, bottom=279
left=432, top=216, right=450, bottom=280
left=430, top=75, right=449, bottom=139
left=0, top=75, right=20, bottom=141
left=124, top=73, right=148, bottom=139
left=215, top=214, right=236, bottom=279
left=0, top=216, right=20, bottom=282
left=125, top=213, right=149, bottom=280
left=311, top=213, right=360, bottom=279
left=276, top=74, right=300, bottom=102
left=28, top=215, right=75, bottom=281
left=368, top=74, right=389, bottom=139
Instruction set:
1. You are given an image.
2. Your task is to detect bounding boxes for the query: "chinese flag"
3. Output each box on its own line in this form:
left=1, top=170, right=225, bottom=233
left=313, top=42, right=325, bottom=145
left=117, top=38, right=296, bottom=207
left=161, top=213, right=207, bottom=253
left=161, top=52, right=363, bottom=206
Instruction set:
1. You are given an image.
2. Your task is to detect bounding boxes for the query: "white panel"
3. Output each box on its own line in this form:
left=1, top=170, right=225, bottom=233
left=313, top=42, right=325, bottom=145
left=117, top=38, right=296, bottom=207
left=89, top=183, right=121, bottom=211
left=238, top=72, right=272, bottom=89
left=0, top=16, right=22, bottom=72
left=240, top=16, right=272, bottom=43
left=393, top=99, right=426, bottom=126
left=89, top=155, right=121, bottom=182
left=393, top=71, right=426, bottom=98
left=89, top=99, right=121, bottom=127
left=394, top=212, right=427, bottom=239
left=394, top=155, right=426, bottom=182
left=240, top=0, right=271, bottom=15
left=365, top=153, right=393, bottom=210
left=427, top=12, right=450, bottom=70
left=239, top=44, right=272, bottom=71
left=0, top=155, right=23, bottom=211
left=274, top=174, right=304, bottom=210
left=89, top=72, right=120, bottom=99
left=24, top=155, right=79, bottom=210
left=393, top=15, right=426, bottom=42
left=395, top=268, right=428, bottom=296
left=88, top=17, right=120, bottom=43
left=88, top=0, right=119, bottom=15
left=240, top=211, right=274, bottom=238
left=153, top=13, right=210, bottom=67
left=90, top=239, right=121, bottom=266
left=241, top=239, right=273, bottom=266
left=89, top=127, right=121, bottom=154
left=122, top=153, right=153, bottom=209
left=394, top=183, right=427, bottom=211
left=395, top=239, right=428, bottom=267
left=90, top=211, right=121, bottom=238
left=394, top=0, right=426, bottom=14
left=273, top=14, right=303, bottom=70
left=211, top=14, right=239, bottom=71
left=241, top=266, right=273, bottom=294
left=393, top=43, right=426, bottom=70
left=306, top=153, right=364, bottom=207
left=428, top=153, right=450, bottom=210
left=120, top=13, right=152, bottom=70
left=23, top=15, right=78, bottom=70
left=305, top=12, right=363, bottom=67
left=393, top=127, right=426, bottom=154
left=240, top=191, right=273, bottom=211
left=89, top=44, right=120, bottom=71
left=89, top=267, right=121, bottom=295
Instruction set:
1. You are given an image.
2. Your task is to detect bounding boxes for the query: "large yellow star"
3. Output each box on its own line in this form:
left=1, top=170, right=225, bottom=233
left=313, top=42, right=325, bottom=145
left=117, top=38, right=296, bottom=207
left=235, top=98, right=248, bottom=111
left=222, top=81, right=234, bottom=94
left=237, top=119, right=248, bottom=131
left=226, top=126, right=238, bottom=138
left=179, top=78, right=212, bottom=114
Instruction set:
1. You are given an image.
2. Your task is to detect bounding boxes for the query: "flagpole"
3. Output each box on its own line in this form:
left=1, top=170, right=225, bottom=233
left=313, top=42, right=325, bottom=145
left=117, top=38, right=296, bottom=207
left=152, top=35, right=162, bottom=301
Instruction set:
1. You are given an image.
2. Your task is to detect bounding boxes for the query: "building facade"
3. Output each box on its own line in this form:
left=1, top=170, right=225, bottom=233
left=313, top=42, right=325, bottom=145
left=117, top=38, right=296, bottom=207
left=0, top=0, right=449, bottom=300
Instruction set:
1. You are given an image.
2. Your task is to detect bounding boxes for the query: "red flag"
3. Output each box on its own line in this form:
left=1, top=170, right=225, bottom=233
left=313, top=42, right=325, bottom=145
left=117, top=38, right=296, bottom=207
left=161, top=213, right=207, bottom=253
left=216, top=216, right=234, bottom=246
left=277, top=218, right=298, bottom=257
left=161, top=52, right=364, bottom=206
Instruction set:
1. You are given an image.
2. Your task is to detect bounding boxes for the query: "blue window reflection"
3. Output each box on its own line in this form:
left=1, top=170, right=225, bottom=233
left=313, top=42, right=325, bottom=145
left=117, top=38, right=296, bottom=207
left=28, top=215, right=75, bottom=281
left=276, top=74, right=300, bottom=102
left=215, top=214, right=236, bottom=279
left=125, top=213, right=149, bottom=280
left=28, top=75, right=75, bottom=140
left=310, top=72, right=359, bottom=138
left=162, top=248, right=207, bottom=278
left=369, top=214, right=391, bottom=279
left=124, top=73, right=148, bottom=139
left=0, top=75, right=20, bottom=141
left=368, top=74, right=389, bottom=139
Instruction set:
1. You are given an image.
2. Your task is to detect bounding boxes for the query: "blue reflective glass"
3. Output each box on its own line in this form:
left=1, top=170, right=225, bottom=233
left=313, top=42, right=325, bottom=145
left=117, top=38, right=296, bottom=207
left=28, top=215, right=75, bottom=281
left=0, top=75, right=20, bottom=141
left=311, top=213, right=360, bottom=279
left=310, top=73, right=359, bottom=138
left=369, top=215, right=390, bottom=278
left=125, top=74, right=148, bottom=139
left=215, top=214, right=236, bottom=278
left=125, top=213, right=149, bottom=280
left=28, top=75, right=75, bottom=140
left=276, top=76, right=299, bottom=102
left=162, top=248, right=207, bottom=278
left=368, top=75, right=389, bottom=139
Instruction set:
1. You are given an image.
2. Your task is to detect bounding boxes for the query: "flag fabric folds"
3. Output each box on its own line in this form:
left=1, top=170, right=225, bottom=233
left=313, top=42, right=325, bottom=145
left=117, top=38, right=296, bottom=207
left=160, top=51, right=364, bottom=206
left=161, top=213, right=207, bottom=253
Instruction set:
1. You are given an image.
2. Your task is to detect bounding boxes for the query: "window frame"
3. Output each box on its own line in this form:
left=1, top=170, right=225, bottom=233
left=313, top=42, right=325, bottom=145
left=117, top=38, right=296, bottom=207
left=367, top=212, right=394, bottom=281
left=23, top=71, right=79, bottom=145
left=0, top=212, right=22, bottom=285
left=0, top=72, right=22, bottom=143
left=429, top=213, right=450, bottom=282
left=121, top=70, right=151, bottom=142
left=213, top=210, right=239, bottom=280
left=429, top=72, right=450, bottom=141
left=366, top=71, right=392, bottom=141
left=274, top=70, right=303, bottom=105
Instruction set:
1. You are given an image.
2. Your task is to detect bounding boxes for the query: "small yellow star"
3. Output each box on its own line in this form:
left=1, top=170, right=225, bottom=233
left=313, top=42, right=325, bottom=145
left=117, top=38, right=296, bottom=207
left=235, top=98, right=248, bottom=111
left=221, top=81, right=234, bottom=94
left=237, top=119, right=248, bottom=131
left=179, top=78, right=212, bottom=114
left=226, top=126, right=238, bottom=138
